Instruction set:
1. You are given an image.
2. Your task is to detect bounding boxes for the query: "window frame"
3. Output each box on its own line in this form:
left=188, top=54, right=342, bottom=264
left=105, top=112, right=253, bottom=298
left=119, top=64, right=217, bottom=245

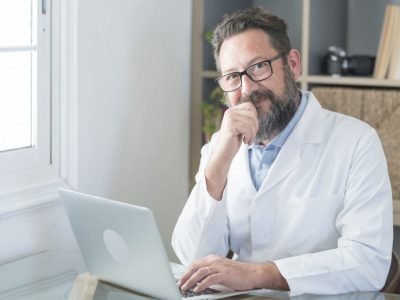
left=0, top=0, right=79, bottom=205
left=0, top=0, right=54, bottom=192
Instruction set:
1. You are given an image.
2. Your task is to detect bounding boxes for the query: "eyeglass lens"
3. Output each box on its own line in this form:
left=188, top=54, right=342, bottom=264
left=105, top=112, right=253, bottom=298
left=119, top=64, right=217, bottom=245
left=217, top=60, right=272, bottom=92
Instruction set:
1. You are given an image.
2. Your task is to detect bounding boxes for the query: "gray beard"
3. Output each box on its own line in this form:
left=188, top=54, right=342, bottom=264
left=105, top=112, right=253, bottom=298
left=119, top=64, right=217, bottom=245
left=239, top=67, right=299, bottom=143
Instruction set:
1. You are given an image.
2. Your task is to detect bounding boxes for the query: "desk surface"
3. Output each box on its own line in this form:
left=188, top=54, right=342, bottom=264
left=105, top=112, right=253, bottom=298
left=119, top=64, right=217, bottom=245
left=1, top=251, right=399, bottom=300
left=4, top=273, right=399, bottom=300
left=94, top=281, right=400, bottom=300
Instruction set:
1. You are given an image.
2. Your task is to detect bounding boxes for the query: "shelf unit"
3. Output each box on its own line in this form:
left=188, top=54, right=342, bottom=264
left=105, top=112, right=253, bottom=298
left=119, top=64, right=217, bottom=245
left=190, top=0, right=400, bottom=222
left=202, top=71, right=400, bottom=88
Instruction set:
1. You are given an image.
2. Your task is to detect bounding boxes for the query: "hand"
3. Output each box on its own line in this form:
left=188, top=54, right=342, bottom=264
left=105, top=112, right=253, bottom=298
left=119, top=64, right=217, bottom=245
left=178, top=255, right=289, bottom=293
left=219, top=102, right=258, bottom=147
left=204, top=103, right=258, bottom=200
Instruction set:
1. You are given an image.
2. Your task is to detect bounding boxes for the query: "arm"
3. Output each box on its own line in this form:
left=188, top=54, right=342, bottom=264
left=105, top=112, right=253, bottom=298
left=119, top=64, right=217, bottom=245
left=204, top=103, right=258, bottom=200
left=171, top=137, right=231, bottom=264
left=172, top=103, right=258, bottom=264
left=274, top=127, right=393, bottom=295
left=179, top=127, right=392, bottom=295
left=179, top=255, right=288, bottom=292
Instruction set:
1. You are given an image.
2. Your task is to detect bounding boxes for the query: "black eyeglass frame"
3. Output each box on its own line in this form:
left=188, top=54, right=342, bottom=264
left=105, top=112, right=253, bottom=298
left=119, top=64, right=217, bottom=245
left=215, top=54, right=282, bottom=92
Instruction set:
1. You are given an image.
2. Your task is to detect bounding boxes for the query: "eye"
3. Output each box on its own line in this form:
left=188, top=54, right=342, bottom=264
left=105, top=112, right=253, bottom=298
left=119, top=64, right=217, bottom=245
left=224, top=73, right=239, bottom=82
left=249, top=61, right=270, bottom=77
left=254, top=61, right=268, bottom=70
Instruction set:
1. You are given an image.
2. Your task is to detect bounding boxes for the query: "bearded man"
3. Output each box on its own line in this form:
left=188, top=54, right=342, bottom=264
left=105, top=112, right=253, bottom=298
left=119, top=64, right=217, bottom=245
left=172, top=7, right=392, bottom=296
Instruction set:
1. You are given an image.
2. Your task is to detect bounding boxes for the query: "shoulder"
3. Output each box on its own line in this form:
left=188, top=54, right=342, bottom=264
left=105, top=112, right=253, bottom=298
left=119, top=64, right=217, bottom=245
left=308, top=91, right=376, bottom=141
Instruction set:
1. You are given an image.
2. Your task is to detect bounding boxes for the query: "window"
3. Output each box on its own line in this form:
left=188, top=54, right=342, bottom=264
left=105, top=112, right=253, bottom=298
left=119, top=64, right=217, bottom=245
left=0, top=1, right=36, bottom=152
left=0, top=0, right=55, bottom=192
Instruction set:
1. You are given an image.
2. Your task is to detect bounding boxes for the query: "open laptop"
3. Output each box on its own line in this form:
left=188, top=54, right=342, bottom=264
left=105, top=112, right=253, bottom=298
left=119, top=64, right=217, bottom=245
left=59, top=189, right=250, bottom=300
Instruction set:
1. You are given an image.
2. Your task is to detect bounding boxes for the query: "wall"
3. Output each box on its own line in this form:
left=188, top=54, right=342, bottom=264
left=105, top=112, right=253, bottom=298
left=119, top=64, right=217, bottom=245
left=0, top=201, right=86, bottom=296
left=76, top=0, right=192, bottom=261
left=252, top=0, right=302, bottom=53
left=346, top=0, right=390, bottom=56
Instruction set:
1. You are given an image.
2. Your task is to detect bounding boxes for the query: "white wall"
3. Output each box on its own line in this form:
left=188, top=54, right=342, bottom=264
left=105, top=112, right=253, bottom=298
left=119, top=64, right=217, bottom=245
left=0, top=201, right=86, bottom=296
left=76, top=0, right=192, bottom=260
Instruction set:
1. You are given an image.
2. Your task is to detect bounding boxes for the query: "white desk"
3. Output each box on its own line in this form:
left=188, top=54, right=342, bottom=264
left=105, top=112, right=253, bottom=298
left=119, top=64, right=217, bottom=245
left=1, top=250, right=399, bottom=300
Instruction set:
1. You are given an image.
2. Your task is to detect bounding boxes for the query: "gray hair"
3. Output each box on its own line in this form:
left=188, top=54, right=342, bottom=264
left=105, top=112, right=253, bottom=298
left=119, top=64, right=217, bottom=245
left=211, top=7, right=292, bottom=70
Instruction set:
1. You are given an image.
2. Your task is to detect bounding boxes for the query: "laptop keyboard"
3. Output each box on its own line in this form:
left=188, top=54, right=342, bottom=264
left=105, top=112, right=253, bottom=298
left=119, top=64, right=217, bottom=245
left=179, top=287, right=221, bottom=298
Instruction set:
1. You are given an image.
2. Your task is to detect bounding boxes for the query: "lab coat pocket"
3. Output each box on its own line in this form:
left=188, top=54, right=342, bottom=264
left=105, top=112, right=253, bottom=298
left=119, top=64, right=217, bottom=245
left=284, top=193, right=343, bottom=256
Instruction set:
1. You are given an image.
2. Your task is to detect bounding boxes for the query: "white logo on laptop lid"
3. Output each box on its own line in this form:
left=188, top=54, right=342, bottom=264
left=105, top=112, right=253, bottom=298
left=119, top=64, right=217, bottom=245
left=103, top=229, right=130, bottom=263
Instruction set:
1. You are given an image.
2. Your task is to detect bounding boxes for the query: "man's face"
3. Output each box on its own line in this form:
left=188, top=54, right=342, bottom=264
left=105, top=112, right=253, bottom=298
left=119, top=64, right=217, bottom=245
left=218, top=29, right=300, bottom=142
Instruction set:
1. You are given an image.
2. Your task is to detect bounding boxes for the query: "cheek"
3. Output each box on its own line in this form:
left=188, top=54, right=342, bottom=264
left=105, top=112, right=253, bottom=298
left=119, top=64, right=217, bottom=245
left=227, top=90, right=241, bottom=106
left=260, top=78, right=282, bottom=94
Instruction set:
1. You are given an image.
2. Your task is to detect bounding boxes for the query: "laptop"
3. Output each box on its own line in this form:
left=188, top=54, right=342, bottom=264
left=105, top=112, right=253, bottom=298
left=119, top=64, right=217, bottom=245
left=59, top=189, right=250, bottom=300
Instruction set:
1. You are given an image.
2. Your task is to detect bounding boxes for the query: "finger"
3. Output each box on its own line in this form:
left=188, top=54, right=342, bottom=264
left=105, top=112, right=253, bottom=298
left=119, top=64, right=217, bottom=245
left=249, top=117, right=259, bottom=144
left=230, top=106, right=258, bottom=120
left=178, top=263, right=202, bottom=288
left=235, top=109, right=258, bottom=144
left=230, top=108, right=258, bottom=130
left=179, top=255, right=219, bottom=288
left=223, top=112, right=258, bottom=137
left=242, top=117, right=259, bottom=144
left=222, top=112, right=255, bottom=128
left=236, top=101, right=257, bottom=112
left=241, top=123, right=254, bottom=144
left=180, top=267, right=210, bottom=291
left=193, top=273, right=220, bottom=293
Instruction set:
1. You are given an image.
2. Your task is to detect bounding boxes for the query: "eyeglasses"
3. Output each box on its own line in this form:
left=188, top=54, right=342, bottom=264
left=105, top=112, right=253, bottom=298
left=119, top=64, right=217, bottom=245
left=215, top=54, right=282, bottom=92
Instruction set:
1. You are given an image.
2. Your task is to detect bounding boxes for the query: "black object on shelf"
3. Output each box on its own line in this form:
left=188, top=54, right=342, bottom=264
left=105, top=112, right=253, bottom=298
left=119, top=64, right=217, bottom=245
left=346, top=55, right=376, bottom=76
left=322, top=46, right=375, bottom=76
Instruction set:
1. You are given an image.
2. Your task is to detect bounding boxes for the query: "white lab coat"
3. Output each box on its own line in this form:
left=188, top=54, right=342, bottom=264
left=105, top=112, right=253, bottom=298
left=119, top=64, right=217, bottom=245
left=172, top=91, right=393, bottom=295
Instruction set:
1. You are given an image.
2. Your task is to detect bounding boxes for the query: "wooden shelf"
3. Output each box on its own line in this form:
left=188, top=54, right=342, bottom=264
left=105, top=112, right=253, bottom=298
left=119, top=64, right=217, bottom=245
left=303, top=75, right=400, bottom=88
left=202, top=70, right=219, bottom=79
left=202, top=72, right=400, bottom=88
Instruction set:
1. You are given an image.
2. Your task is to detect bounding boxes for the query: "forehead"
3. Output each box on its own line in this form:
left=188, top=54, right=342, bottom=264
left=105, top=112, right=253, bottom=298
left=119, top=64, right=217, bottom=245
left=218, top=29, right=275, bottom=73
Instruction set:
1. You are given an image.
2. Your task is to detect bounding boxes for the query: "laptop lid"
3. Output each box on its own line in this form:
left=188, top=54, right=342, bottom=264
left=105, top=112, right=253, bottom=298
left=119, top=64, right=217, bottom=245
left=59, top=189, right=249, bottom=300
left=59, top=189, right=181, bottom=300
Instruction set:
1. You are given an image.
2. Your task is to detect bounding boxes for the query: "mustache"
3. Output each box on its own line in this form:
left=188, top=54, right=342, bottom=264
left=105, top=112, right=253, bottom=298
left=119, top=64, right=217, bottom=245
left=239, top=89, right=279, bottom=109
left=238, top=86, right=298, bottom=142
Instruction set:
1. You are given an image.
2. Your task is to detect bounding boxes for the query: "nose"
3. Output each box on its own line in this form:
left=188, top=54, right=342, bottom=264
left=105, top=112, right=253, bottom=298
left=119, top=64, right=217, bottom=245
left=240, top=74, right=258, bottom=96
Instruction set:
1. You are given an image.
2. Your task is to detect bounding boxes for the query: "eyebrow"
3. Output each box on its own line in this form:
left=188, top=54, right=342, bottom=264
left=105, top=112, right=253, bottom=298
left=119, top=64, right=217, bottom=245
left=221, top=56, right=268, bottom=75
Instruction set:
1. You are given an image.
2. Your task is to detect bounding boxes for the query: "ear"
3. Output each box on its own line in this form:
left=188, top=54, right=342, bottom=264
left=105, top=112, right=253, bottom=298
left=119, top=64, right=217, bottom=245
left=286, top=49, right=302, bottom=80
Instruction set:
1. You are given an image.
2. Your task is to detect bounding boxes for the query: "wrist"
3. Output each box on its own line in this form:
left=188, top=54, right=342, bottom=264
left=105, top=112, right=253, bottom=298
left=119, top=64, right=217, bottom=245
left=204, top=150, right=234, bottom=201
left=251, top=262, right=289, bottom=291
left=204, top=173, right=225, bottom=201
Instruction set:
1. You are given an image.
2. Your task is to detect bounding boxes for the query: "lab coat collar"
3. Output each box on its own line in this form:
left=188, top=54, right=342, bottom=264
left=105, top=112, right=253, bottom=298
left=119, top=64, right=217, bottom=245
left=293, top=91, right=324, bottom=145
left=232, top=91, right=324, bottom=195
left=258, top=91, right=324, bottom=194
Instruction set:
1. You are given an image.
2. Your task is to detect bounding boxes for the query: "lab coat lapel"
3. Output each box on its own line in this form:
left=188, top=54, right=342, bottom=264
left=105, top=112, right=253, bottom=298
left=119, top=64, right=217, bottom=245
left=258, top=132, right=301, bottom=194
left=229, top=143, right=257, bottom=194
left=257, top=93, right=323, bottom=194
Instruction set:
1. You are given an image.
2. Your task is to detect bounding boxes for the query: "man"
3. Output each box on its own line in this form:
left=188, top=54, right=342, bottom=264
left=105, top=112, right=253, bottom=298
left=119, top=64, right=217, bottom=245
left=172, top=7, right=393, bottom=296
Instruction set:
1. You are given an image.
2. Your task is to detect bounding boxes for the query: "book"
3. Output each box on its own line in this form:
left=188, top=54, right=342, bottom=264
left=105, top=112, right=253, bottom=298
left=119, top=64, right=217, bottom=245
left=388, top=5, right=400, bottom=80
left=374, top=4, right=398, bottom=79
